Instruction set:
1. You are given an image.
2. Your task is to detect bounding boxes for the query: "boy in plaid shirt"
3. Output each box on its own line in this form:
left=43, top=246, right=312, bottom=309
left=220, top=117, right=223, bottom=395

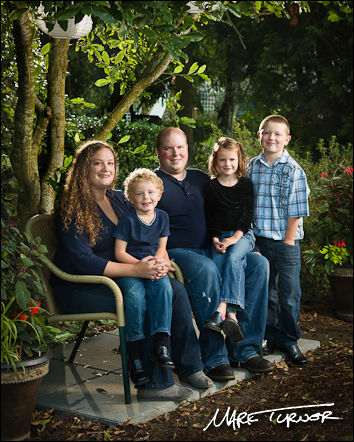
left=247, top=115, right=310, bottom=365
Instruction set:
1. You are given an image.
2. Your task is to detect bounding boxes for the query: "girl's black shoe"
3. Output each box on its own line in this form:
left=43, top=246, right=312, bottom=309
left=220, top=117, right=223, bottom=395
left=203, top=311, right=223, bottom=333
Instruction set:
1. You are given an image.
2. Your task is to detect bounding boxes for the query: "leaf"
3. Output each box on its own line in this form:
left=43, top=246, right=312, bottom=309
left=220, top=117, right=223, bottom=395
left=188, top=62, right=199, bottom=75
left=95, top=78, right=111, bottom=87
left=15, top=281, right=31, bottom=310
left=102, top=51, right=110, bottom=65
left=20, top=254, right=34, bottom=267
left=180, top=117, right=196, bottom=127
left=118, top=135, right=130, bottom=144
left=40, top=43, right=51, bottom=56
left=133, top=144, right=147, bottom=154
left=115, top=50, right=124, bottom=63
left=198, top=73, right=211, bottom=82
left=182, top=75, right=194, bottom=83
left=197, top=64, right=206, bottom=74
left=173, top=65, right=183, bottom=74
left=64, top=155, right=73, bottom=168
left=187, top=32, right=204, bottom=42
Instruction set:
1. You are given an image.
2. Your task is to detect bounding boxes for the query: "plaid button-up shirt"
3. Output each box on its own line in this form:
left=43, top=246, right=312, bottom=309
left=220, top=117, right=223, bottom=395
left=247, top=150, right=310, bottom=240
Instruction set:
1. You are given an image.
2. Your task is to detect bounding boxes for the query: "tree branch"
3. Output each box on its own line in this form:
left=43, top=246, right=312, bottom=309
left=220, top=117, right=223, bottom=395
left=94, top=50, right=173, bottom=140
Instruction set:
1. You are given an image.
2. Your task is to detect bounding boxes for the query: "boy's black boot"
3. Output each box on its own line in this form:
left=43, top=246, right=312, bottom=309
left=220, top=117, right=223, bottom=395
left=129, top=358, right=149, bottom=386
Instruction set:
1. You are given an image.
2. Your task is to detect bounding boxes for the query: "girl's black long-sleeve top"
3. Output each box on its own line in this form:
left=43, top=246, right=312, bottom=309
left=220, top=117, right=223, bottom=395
left=204, top=177, right=255, bottom=238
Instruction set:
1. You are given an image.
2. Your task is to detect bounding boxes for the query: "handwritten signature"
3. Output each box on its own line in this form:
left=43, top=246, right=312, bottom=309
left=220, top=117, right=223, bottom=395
left=204, top=403, right=342, bottom=431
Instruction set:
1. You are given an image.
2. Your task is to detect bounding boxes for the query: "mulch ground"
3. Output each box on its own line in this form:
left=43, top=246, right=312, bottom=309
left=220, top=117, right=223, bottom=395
left=30, top=294, right=353, bottom=441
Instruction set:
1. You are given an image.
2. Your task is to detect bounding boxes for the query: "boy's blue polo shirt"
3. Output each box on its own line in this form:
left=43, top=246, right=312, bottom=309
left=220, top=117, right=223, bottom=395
left=113, top=207, right=170, bottom=260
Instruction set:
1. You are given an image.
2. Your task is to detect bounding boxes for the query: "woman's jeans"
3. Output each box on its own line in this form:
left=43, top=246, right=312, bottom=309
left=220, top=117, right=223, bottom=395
left=256, top=237, right=302, bottom=347
left=211, top=230, right=255, bottom=310
left=117, top=275, right=172, bottom=341
left=52, top=277, right=203, bottom=388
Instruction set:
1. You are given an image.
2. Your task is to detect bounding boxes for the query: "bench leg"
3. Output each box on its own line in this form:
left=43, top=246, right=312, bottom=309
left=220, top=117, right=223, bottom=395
left=119, top=326, right=131, bottom=404
left=68, top=321, right=89, bottom=363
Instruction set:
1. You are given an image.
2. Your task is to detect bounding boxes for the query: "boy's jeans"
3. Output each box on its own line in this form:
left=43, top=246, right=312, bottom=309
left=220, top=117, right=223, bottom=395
left=117, top=275, right=172, bottom=341
left=211, top=230, right=256, bottom=310
left=256, top=237, right=302, bottom=347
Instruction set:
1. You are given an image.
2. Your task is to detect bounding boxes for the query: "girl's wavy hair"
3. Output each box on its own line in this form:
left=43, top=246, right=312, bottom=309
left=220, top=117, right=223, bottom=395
left=60, top=140, right=118, bottom=246
left=208, top=137, right=247, bottom=180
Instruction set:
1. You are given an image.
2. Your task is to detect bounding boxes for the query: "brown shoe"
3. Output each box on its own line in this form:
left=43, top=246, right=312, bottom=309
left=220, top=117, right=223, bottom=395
left=206, top=364, right=235, bottom=382
left=222, top=317, right=244, bottom=342
left=239, top=355, right=275, bottom=373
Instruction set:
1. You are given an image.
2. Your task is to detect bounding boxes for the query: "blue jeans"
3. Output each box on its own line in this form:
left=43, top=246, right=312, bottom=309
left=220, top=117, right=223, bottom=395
left=168, top=248, right=269, bottom=369
left=256, top=237, right=302, bottom=347
left=117, top=275, right=172, bottom=342
left=52, top=277, right=203, bottom=388
left=211, top=230, right=255, bottom=309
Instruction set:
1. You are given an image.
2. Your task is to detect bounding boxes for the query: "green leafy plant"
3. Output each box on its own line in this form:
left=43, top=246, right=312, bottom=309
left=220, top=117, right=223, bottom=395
left=1, top=218, right=73, bottom=375
left=304, top=240, right=352, bottom=275
left=300, top=138, right=352, bottom=284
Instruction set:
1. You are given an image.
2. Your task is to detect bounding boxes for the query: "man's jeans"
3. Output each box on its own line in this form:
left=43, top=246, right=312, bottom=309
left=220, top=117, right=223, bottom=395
left=117, top=275, right=172, bottom=341
left=256, top=237, right=302, bottom=347
left=211, top=230, right=256, bottom=309
left=168, top=248, right=269, bottom=370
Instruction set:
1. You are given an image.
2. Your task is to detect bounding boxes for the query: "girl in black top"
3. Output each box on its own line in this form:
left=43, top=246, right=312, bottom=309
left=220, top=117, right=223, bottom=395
left=203, top=137, right=255, bottom=342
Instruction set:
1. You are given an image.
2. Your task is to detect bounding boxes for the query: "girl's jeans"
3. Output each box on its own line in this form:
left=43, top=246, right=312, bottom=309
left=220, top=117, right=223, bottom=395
left=256, top=237, right=302, bottom=347
left=117, top=274, right=172, bottom=342
left=211, top=230, right=256, bottom=310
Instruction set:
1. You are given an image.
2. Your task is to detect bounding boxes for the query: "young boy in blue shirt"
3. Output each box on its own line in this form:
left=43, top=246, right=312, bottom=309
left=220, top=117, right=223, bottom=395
left=247, top=115, right=310, bottom=365
left=113, top=168, right=174, bottom=386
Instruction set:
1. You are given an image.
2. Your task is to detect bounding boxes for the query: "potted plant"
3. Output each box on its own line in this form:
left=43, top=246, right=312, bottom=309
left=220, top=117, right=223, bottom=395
left=34, top=2, right=93, bottom=40
left=303, top=162, right=353, bottom=321
left=303, top=154, right=353, bottom=321
left=1, top=220, right=73, bottom=441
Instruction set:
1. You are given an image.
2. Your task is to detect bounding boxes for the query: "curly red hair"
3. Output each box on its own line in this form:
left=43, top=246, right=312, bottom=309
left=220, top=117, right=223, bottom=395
left=60, top=140, right=117, bottom=246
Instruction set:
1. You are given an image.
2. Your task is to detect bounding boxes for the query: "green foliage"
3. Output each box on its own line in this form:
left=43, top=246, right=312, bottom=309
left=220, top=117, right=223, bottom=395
left=1, top=197, right=74, bottom=372
left=113, top=119, right=165, bottom=188
left=301, top=138, right=353, bottom=281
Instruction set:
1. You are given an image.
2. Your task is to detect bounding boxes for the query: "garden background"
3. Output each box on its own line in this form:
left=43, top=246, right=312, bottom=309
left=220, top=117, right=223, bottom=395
left=1, top=1, right=353, bottom=440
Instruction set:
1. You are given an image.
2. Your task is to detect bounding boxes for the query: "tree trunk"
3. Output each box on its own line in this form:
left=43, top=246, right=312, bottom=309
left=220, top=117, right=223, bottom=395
left=10, top=10, right=39, bottom=228
left=40, top=39, right=70, bottom=214
left=174, top=75, right=195, bottom=165
left=217, top=75, right=240, bottom=137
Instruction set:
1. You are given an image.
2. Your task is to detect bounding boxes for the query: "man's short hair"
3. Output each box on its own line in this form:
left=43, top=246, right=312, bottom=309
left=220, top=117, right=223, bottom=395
left=156, top=127, right=188, bottom=150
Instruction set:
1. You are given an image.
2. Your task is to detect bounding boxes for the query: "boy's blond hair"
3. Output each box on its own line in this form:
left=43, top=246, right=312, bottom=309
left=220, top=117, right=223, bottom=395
left=124, top=168, right=164, bottom=200
left=259, top=114, right=291, bottom=135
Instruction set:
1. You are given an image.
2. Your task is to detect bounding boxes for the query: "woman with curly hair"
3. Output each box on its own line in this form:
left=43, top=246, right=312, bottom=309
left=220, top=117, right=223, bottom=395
left=51, top=140, right=212, bottom=401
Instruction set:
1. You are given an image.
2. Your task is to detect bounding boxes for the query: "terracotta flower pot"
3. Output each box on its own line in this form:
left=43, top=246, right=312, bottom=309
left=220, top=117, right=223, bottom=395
left=328, top=267, right=353, bottom=322
left=1, top=353, right=51, bottom=441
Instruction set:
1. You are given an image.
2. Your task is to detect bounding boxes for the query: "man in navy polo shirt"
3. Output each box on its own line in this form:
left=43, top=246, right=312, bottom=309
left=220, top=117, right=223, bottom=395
left=155, top=127, right=275, bottom=381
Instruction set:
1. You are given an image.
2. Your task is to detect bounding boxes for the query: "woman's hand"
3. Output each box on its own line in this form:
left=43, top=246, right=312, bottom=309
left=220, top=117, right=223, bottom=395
left=135, top=256, right=160, bottom=280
